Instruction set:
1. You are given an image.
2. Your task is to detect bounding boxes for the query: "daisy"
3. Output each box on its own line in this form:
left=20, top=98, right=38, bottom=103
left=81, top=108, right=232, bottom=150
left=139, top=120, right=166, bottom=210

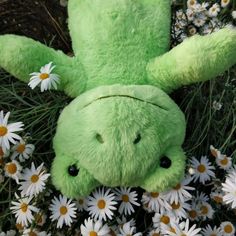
left=164, top=176, right=194, bottom=204
left=164, top=219, right=201, bottom=236
left=220, top=222, right=235, bottom=236
left=210, top=189, right=223, bottom=205
left=208, top=3, right=221, bottom=17
left=117, top=221, right=142, bottom=236
left=76, top=197, right=88, bottom=212
left=117, top=216, right=136, bottom=228
left=141, top=191, right=171, bottom=213
left=34, top=211, right=47, bottom=226
left=190, top=156, right=215, bottom=184
left=28, top=62, right=60, bottom=92
left=216, top=154, right=232, bottom=170
left=213, top=101, right=223, bottom=110
left=11, top=139, right=35, bottom=162
left=152, top=212, right=177, bottom=230
left=114, top=187, right=140, bottom=215
left=194, top=191, right=209, bottom=203
left=202, top=225, right=222, bottom=236
left=22, top=228, right=50, bottom=236
left=80, top=217, right=110, bottom=236
left=148, top=229, right=161, bottom=236
left=186, top=9, right=194, bottom=21
left=49, top=195, right=77, bottom=228
left=210, top=145, right=221, bottom=158
left=0, top=111, right=24, bottom=152
left=188, top=26, right=197, bottom=36
left=188, top=207, right=199, bottom=221
left=221, top=0, right=230, bottom=8
left=197, top=202, right=214, bottom=220
left=222, top=173, right=236, bottom=208
left=19, top=162, right=50, bottom=197
left=87, top=187, right=117, bottom=221
left=4, top=160, right=22, bottom=183
left=193, top=14, right=207, bottom=27
left=10, top=193, right=39, bottom=227
left=187, top=0, right=197, bottom=9
left=170, top=201, right=190, bottom=219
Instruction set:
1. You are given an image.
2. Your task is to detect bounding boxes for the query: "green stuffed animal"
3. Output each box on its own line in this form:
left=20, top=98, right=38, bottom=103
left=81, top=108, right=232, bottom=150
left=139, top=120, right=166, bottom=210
left=1, top=0, right=236, bottom=198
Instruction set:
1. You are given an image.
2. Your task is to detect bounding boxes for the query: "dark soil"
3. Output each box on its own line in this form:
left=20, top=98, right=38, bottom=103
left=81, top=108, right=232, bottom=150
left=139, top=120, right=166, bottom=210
left=0, top=0, right=72, bottom=54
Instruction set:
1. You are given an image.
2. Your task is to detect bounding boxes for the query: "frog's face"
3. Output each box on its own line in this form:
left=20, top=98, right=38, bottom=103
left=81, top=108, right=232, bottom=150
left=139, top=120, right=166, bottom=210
left=51, top=85, right=186, bottom=198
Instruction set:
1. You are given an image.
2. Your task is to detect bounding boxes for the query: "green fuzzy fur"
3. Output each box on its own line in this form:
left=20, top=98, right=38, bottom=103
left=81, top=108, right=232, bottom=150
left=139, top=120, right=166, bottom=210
left=53, top=85, right=186, bottom=197
left=1, top=0, right=236, bottom=197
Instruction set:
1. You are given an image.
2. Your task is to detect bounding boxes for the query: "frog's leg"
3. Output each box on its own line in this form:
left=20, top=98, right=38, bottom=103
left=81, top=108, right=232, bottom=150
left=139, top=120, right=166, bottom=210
left=141, top=146, right=186, bottom=193
left=51, top=153, right=100, bottom=198
left=0, top=35, right=87, bottom=97
left=146, top=28, right=236, bottom=93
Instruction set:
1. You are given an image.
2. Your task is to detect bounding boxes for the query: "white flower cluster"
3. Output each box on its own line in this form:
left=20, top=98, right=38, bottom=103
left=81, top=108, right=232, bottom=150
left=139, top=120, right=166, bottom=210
left=1, top=109, right=236, bottom=235
left=172, top=0, right=235, bottom=43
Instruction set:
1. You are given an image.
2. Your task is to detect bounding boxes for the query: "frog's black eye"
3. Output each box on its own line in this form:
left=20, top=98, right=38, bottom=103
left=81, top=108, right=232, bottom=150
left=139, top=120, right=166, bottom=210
left=133, top=133, right=141, bottom=144
left=160, top=156, right=172, bottom=169
left=68, top=165, right=79, bottom=176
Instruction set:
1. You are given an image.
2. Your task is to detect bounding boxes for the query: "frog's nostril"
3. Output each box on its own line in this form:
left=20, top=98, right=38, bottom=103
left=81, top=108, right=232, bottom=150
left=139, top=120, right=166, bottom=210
left=96, top=133, right=104, bottom=144
left=133, top=133, right=141, bottom=144
left=160, top=156, right=172, bottom=169
left=68, top=164, right=79, bottom=176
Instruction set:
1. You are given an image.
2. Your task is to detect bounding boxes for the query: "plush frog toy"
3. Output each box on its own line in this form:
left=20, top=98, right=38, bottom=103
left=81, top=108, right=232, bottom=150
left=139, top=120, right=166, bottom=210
left=0, top=0, right=236, bottom=198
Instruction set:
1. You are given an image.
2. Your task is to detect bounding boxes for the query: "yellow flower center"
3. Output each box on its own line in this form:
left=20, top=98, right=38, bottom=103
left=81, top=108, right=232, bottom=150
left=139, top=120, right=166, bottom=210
left=15, top=223, right=24, bottom=230
left=220, top=156, right=228, bottom=166
left=213, top=196, right=222, bottom=203
left=210, top=234, right=216, bottom=236
left=31, top=174, right=39, bottom=183
left=171, top=202, right=180, bottom=210
left=189, top=210, right=197, bottom=219
left=6, top=162, right=17, bottom=174
left=189, top=0, right=195, bottom=5
left=223, top=0, right=228, bottom=3
left=197, top=164, right=206, bottom=173
left=200, top=205, right=208, bottom=215
left=151, top=192, right=159, bottom=198
left=78, top=199, right=84, bottom=205
left=97, top=199, right=106, bottom=209
left=89, top=231, right=98, bottom=236
left=39, top=73, right=49, bottom=80
left=173, top=183, right=181, bottom=190
left=16, top=144, right=26, bottom=153
left=122, top=194, right=129, bottom=202
left=35, top=213, right=43, bottom=224
left=152, top=234, right=160, bottom=236
left=60, top=206, right=68, bottom=215
left=29, top=232, right=37, bottom=236
left=0, top=126, right=7, bottom=136
left=20, top=203, right=28, bottom=213
left=224, top=224, right=233, bottom=233
left=160, top=215, right=170, bottom=224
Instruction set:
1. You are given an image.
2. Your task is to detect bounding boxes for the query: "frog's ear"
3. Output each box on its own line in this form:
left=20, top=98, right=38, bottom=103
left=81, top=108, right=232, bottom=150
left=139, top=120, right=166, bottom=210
left=146, top=28, right=236, bottom=93
left=0, top=35, right=87, bottom=98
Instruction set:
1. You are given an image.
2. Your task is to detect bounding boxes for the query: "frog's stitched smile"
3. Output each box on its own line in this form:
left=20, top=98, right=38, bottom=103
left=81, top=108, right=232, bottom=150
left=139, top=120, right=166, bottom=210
left=82, top=95, right=169, bottom=111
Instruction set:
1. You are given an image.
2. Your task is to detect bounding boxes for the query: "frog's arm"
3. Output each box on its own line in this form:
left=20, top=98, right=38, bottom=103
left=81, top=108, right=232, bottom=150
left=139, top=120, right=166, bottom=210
left=0, top=35, right=87, bottom=97
left=146, top=28, right=236, bottom=93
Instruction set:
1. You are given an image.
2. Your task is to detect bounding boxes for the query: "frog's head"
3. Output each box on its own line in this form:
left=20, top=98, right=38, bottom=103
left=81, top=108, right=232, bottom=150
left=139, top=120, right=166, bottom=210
left=51, top=84, right=186, bottom=197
